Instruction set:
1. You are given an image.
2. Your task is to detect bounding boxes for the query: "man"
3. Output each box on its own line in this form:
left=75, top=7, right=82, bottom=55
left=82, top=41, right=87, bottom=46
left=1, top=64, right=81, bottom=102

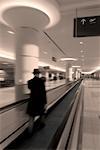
left=27, top=69, right=47, bottom=131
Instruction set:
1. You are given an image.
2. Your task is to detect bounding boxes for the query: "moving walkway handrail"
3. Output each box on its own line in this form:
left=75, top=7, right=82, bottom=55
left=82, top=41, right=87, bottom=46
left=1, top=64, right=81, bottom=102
left=56, top=82, right=83, bottom=150
left=43, top=80, right=82, bottom=149
left=46, top=80, right=81, bottom=111
left=0, top=80, right=77, bottom=114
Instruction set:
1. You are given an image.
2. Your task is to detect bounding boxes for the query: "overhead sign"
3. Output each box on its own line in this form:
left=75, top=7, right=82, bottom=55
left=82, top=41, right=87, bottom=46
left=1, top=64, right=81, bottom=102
left=52, top=57, right=56, bottom=62
left=74, top=16, right=100, bottom=37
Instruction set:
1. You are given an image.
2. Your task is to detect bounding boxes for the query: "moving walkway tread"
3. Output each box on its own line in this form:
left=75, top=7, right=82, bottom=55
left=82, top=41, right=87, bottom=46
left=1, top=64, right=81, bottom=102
left=5, top=81, right=81, bottom=150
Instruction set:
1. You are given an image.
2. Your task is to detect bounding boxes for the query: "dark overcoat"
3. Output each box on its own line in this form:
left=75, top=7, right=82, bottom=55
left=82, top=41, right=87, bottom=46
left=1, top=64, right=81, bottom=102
left=27, top=76, right=47, bottom=117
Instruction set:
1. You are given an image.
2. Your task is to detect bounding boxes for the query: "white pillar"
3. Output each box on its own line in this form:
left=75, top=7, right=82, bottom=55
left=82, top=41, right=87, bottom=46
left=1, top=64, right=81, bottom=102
left=56, top=72, right=59, bottom=80
left=74, top=68, right=78, bottom=80
left=69, top=67, right=73, bottom=81
left=76, top=70, right=81, bottom=79
left=15, top=27, right=39, bottom=97
left=15, top=27, right=39, bottom=85
left=66, top=63, right=73, bottom=82
left=66, top=63, right=70, bottom=82
left=46, top=72, right=49, bottom=80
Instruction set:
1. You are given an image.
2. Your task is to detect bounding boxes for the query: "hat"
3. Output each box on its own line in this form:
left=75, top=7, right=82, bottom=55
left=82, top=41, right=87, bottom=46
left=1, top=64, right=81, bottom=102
left=33, top=69, right=40, bottom=74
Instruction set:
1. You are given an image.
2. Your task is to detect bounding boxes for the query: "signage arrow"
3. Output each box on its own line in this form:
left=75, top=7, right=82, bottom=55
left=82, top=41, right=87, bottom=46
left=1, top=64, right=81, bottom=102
left=89, top=18, right=96, bottom=24
left=81, top=19, right=86, bottom=25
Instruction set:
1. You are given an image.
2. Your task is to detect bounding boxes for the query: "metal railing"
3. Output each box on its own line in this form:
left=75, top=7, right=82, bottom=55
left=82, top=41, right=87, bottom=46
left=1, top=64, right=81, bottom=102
left=56, top=81, right=84, bottom=150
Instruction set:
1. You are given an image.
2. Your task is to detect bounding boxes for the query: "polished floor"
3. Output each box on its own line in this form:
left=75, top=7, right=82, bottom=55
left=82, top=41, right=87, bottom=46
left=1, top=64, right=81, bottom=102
left=82, top=79, right=100, bottom=150
left=0, top=79, right=66, bottom=108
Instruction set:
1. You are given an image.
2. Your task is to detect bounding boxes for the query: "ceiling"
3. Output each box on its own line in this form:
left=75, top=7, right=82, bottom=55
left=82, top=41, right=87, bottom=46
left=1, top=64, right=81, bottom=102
left=0, top=0, right=100, bottom=73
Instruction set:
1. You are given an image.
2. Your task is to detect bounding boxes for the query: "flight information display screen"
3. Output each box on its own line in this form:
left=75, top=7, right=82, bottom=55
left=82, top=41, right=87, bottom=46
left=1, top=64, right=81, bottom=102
left=74, top=16, right=100, bottom=37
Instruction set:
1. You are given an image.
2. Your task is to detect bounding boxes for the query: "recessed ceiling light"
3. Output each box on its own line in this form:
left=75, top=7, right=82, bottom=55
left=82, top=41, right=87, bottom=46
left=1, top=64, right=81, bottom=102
left=43, top=51, right=47, bottom=54
left=80, top=42, right=83, bottom=44
left=60, top=58, right=77, bottom=61
left=80, top=50, right=83, bottom=53
left=77, top=68, right=81, bottom=71
left=7, top=30, right=15, bottom=35
left=2, top=62, right=9, bottom=64
left=72, top=66, right=81, bottom=68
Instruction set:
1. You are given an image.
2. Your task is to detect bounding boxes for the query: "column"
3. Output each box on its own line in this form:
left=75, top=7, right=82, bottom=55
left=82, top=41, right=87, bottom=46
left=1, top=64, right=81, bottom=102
left=77, top=70, right=81, bottom=79
left=46, top=72, right=49, bottom=81
left=69, top=67, right=73, bottom=81
left=15, top=27, right=39, bottom=84
left=66, top=63, right=73, bottom=83
left=73, top=68, right=77, bottom=80
left=15, top=27, right=39, bottom=98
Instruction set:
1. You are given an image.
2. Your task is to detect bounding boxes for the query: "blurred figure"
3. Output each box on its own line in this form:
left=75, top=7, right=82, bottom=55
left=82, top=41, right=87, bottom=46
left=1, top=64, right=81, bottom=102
left=41, top=76, right=46, bottom=82
left=41, top=71, right=46, bottom=83
left=53, top=73, right=57, bottom=81
left=53, top=76, right=57, bottom=81
left=48, top=73, right=52, bottom=81
left=27, top=69, right=47, bottom=133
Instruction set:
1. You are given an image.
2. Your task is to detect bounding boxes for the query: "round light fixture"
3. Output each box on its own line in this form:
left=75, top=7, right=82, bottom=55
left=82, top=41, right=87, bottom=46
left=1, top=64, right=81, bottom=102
left=0, top=0, right=60, bottom=29
left=7, top=30, right=15, bottom=34
left=60, top=58, right=77, bottom=61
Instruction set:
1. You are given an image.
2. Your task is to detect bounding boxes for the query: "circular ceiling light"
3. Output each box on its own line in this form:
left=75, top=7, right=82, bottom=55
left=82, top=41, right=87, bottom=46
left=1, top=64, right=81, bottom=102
left=72, top=66, right=81, bottom=68
left=60, top=58, right=77, bottom=61
left=7, top=30, right=15, bottom=34
left=80, top=42, right=83, bottom=45
left=80, top=50, right=83, bottom=53
left=0, top=0, right=60, bottom=29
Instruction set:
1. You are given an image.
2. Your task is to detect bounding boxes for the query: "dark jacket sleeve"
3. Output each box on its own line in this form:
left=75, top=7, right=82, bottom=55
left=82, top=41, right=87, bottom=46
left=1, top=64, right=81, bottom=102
left=28, top=80, right=32, bottom=89
left=40, top=80, right=47, bottom=104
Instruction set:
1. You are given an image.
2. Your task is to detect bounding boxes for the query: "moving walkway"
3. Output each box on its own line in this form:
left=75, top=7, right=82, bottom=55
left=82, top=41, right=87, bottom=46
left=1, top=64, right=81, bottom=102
left=0, top=79, right=83, bottom=150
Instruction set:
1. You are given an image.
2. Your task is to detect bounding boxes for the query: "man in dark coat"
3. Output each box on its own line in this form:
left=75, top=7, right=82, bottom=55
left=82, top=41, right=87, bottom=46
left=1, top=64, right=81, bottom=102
left=27, top=69, right=47, bottom=129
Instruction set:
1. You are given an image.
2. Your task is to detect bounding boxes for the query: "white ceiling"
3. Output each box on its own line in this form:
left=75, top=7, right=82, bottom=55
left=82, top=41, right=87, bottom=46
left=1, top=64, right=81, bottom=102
left=45, top=0, right=100, bottom=72
left=0, top=0, right=100, bottom=72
